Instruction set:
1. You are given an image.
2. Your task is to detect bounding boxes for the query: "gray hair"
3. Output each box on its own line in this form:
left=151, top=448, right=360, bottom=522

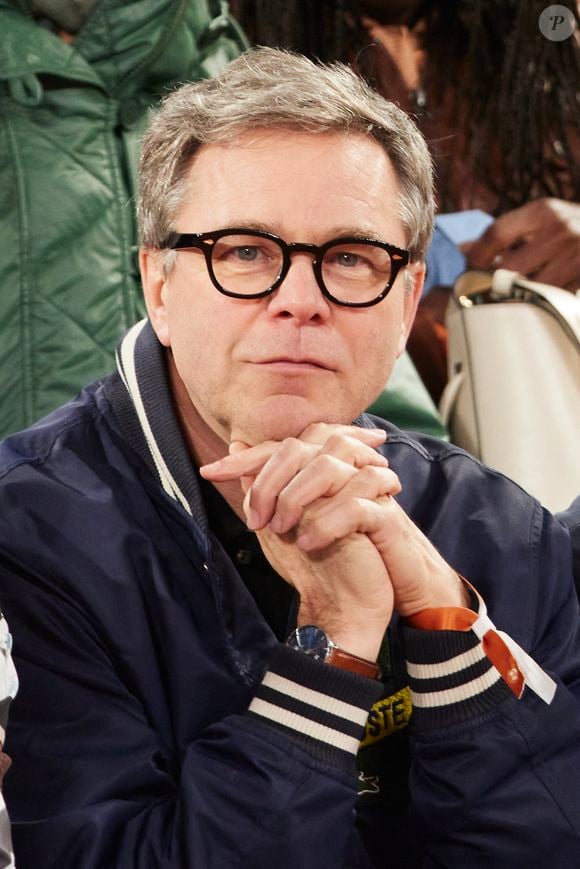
left=138, top=47, right=434, bottom=261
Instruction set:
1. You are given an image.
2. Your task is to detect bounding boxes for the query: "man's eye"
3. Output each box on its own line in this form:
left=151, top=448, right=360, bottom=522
left=329, top=250, right=369, bottom=269
left=336, top=252, right=360, bottom=267
left=235, top=246, right=259, bottom=262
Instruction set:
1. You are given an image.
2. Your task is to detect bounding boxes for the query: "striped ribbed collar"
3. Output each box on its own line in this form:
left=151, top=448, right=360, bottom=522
left=106, top=317, right=376, bottom=530
left=106, top=318, right=209, bottom=529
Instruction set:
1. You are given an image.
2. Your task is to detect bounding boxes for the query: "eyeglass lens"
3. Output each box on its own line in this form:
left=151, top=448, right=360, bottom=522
left=210, top=233, right=393, bottom=303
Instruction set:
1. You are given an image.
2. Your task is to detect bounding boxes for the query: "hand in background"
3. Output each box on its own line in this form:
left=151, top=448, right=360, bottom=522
left=463, top=198, right=580, bottom=291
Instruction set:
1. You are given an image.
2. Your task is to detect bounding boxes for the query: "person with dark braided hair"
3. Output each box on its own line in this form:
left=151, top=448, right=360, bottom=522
left=232, top=0, right=580, bottom=291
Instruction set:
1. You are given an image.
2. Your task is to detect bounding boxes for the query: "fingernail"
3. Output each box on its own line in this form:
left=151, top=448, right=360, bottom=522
left=200, top=459, right=220, bottom=470
left=198, top=464, right=215, bottom=478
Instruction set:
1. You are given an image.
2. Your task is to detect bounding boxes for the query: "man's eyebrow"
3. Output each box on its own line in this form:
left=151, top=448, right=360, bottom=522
left=219, top=221, right=276, bottom=234
left=218, top=221, right=387, bottom=241
left=329, top=226, right=386, bottom=241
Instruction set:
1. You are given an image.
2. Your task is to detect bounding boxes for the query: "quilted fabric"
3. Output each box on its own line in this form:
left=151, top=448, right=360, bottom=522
left=0, top=0, right=247, bottom=437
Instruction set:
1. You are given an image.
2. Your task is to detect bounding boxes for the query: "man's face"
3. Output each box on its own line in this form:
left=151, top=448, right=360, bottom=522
left=141, top=129, right=423, bottom=446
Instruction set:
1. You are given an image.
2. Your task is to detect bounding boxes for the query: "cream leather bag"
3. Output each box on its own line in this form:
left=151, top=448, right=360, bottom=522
left=439, top=269, right=580, bottom=513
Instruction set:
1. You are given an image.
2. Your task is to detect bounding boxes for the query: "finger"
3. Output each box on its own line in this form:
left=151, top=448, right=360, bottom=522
left=268, top=457, right=359, bottom=534
left=243, top=438, right=320, bottom=529
left=296, top=494, right=395, bottom=551
left=465, top=203, right=542, bottom=269
left=493, top=239, right=551, bottom=279
left=199, top=426, right=386, bottom=482
left=295, top=466, right=402, bottom=545
left=316, top=432, right=389, bottom=467
left=295, top=493, right=466, bottom=616
left=249, top=435, right=390, bottom=531
left=270, top=461, right=400, bottom=535
left=299, top=422, right=387, bottom=447
left=199, top=439, right=285, bottom=481
left=226, top=443, right=256, bottom=496
left=269, top=449, right=394, bottom=534
left=240, top=474, right=254, bottom=495
left=229, top=440, right=251, bottom=454
left=528, top=238, right=580, bottom=290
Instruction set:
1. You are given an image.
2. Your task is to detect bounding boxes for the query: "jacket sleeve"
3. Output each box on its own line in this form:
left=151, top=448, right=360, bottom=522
left=0, top=547, right=383, bottom=869
left=402, top=506, right=580, bottom=867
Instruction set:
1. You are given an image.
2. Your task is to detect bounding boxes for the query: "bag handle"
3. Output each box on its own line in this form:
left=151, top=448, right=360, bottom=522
left=492, top=269, right=580, bottom=344
left=453, top=268, right=580, bottom=346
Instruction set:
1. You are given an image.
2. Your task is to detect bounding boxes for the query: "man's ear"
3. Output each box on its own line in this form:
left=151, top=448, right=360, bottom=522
left=140, top=249, right=171, bottom=347
left=397, top=262, right=425, bottom=357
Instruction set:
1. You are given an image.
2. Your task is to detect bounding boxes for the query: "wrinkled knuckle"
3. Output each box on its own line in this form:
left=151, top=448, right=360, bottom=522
left=276, top=437, right=300, bottom=457
left=315, top=453, right=340, bottom=474
left=352, top=496, right=369, bottom=516
left=324, top=432, right=345, bottom=451
left=358, top=465, right=383, bottom=483
left=354, top=465, right=374, bottom=485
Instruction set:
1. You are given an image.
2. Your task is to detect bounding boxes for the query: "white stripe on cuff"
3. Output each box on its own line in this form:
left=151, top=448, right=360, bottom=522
left=249, top=697, right=361, bottom=754
left=410, top=666, right=502, bottom=708
left=406, top=644, right=487, bottom=680
left=262, top=671, right=370, bottom=726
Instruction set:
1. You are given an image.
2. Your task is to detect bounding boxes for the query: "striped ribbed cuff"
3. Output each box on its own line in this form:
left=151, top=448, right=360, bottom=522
left=248, top=645, right=383, bottom=774
left=404, top=627, right=513, bottom=730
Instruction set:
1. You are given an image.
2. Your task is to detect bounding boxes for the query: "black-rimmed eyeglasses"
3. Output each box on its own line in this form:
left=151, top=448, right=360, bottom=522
left=161, top=228, right=410, bottom=308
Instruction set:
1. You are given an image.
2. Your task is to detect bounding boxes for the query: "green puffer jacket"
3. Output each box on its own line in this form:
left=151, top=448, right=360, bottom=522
left=0, top=0, right=247, bottom=437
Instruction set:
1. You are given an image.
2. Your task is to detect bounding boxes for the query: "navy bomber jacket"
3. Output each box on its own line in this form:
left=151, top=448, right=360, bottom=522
left=0, top=319, right=579, bottom=868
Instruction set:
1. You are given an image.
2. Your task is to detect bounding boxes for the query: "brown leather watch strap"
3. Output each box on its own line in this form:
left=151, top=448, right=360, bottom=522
left=326, top=646, right=381, bottom=680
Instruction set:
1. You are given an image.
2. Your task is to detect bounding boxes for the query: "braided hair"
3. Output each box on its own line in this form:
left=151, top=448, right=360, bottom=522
left=410, top=0, right=580, bottom=211
left=230, top=0, right=580, bottom=213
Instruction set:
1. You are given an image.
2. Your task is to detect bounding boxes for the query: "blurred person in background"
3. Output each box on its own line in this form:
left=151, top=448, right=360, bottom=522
left=232, top=0, right=580, bottom=396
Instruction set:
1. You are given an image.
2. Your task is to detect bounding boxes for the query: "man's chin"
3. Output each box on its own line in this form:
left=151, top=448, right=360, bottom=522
left=229, top=396, right=356, bottom=445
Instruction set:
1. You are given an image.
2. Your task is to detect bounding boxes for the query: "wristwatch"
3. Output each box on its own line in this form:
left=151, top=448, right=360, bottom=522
left=286, top=625, right=381, bottom=680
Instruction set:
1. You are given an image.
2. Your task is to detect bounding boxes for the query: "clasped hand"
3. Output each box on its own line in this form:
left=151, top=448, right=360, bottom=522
left=201, top=423, right=466, bottom=661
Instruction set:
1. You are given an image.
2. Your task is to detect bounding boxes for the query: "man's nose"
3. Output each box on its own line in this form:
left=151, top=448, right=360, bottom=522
left=266, top=253, right=330, bottom=323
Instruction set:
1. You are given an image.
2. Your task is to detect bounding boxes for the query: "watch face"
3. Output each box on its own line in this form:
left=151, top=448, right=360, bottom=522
left=287, top=625, right=331, bottom=662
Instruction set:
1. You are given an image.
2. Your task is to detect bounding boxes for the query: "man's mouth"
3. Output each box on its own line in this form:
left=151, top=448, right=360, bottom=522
left=252, top=358, right=334, bottom=372
left=253, top=356, right=334, bottom=370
